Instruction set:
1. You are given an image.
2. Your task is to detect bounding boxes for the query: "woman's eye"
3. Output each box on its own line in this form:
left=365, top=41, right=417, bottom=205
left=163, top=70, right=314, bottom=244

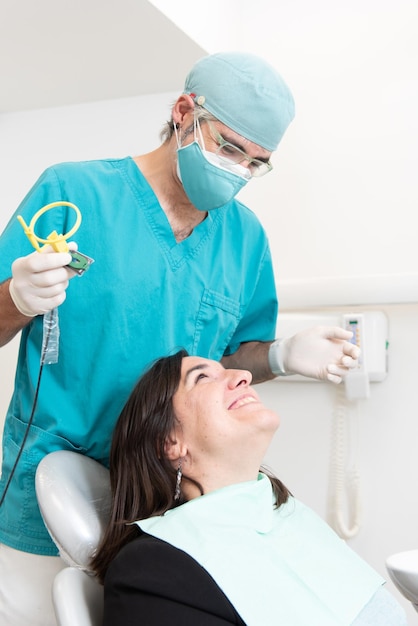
left=195, top=373, right=208, bottom=383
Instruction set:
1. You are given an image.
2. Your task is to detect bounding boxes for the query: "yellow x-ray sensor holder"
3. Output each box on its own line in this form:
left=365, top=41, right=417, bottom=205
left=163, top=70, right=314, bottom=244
left=17, top=201, right=93, bottom=275
left=15, top=201, right=94, bottom=365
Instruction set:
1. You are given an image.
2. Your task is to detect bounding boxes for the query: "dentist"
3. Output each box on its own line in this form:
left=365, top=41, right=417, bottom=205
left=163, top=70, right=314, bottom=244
left=0, top=51, right=357, bottom=625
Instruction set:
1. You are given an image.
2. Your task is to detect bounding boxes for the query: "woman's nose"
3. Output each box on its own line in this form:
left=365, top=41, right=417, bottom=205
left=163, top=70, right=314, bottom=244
left=227, top=369, right=252, bottom=388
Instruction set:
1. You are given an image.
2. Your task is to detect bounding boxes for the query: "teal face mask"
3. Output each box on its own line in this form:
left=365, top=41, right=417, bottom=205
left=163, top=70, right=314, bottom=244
left=176, top=142, right=250, bottom=212
left=175, top=118, right=251, bottom=212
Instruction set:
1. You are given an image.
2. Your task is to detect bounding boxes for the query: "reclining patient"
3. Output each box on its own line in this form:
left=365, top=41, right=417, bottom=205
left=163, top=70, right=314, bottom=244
left=92, top=350, right=407, bottom=625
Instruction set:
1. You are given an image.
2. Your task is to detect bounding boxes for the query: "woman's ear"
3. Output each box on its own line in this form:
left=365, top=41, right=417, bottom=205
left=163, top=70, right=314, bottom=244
left=164, top=434, right=187, bottom=461
left=172, top=94, right=195, bottom=126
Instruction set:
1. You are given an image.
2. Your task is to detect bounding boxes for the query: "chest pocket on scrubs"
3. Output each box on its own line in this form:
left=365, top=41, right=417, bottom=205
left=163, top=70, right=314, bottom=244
left=192, top=288, right=241, bottom=359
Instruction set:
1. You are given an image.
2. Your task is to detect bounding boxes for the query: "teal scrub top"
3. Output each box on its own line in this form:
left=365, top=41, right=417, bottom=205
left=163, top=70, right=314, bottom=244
left=0, top=157, right=278, bottom=554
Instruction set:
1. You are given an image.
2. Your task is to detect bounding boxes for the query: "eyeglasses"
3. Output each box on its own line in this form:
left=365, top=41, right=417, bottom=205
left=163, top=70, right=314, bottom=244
left=203, top=119, right=273, bottom=178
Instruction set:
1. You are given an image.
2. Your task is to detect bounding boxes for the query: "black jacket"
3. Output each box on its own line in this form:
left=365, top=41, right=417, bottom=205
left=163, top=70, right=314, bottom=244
left=103, top=531, right=246, bottom=625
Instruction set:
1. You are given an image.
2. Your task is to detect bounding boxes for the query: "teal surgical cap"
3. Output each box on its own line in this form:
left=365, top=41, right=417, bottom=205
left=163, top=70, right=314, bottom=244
left=183, top=52, right=295, bottom=152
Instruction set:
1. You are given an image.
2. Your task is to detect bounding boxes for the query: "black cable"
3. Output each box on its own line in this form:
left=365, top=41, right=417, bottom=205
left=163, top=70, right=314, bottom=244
left=0, top=315, right=51, bottom=508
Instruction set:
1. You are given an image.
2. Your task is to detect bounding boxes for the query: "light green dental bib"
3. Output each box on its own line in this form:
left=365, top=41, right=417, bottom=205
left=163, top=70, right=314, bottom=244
left=138, top=474, right=383, bottom=626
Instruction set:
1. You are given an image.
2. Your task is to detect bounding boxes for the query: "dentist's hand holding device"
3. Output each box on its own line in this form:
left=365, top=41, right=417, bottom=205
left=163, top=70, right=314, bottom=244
left=9, top=201, right=93, bottom=317
left=9, top=247, right=76, bottom=317
left=269, top=326, right=360, bottom=383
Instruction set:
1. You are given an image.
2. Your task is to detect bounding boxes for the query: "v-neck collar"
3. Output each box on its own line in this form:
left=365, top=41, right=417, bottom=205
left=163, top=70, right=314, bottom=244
left=120, top=157, right=225, bottom=270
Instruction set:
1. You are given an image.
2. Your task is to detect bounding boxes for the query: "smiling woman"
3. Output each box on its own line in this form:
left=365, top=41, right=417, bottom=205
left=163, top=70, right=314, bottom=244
left=169, top=355, right=281, bottom=494
left=90, top=349, right=407, bottom=626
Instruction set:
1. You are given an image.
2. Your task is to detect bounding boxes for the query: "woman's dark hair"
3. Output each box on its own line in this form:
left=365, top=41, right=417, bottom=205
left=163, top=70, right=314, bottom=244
left=91, top=349, right=290, bottom=583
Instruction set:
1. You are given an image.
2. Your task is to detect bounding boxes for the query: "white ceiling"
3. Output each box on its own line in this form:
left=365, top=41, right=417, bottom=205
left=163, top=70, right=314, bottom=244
left=0, top=0, right=206, bottom=114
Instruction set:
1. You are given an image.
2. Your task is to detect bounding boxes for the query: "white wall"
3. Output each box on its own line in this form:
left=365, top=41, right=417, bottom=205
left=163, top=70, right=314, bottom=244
left=151, top=0, right=418, bottom=281
left=0, top=93, right=177, bottom=221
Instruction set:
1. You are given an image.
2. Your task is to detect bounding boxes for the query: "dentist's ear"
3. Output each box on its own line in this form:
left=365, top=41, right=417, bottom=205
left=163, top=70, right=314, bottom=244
left=164, top=435, right=187, bottom=461
left=172, top=94, right=195, bottom=125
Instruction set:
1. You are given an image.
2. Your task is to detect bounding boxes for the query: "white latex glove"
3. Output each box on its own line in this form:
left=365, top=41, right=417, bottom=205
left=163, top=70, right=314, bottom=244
left=9, top=244, right=77, bottom=317
left=269, top=326, right=360, bottom=384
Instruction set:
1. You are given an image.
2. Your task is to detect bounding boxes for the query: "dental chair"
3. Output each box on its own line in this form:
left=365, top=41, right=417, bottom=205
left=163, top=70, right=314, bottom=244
left=386, top=549, right=418, bottom=614
left=35, top=450, right=111, bottom=626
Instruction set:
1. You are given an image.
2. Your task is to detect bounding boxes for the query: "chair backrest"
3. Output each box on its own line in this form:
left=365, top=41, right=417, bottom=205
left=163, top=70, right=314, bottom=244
left=35, top=450, right=111, bottom=626
left=52, top=567, right=105, bottom=626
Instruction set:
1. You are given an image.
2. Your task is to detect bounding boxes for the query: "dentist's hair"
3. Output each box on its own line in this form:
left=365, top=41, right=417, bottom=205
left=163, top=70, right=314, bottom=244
left=160, top=105, right=217, bottom=143
left=91, top=349, right=290, bottom=583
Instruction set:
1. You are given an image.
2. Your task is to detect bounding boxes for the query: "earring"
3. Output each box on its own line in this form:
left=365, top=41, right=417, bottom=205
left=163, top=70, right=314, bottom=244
left=174, top=461, right=182, bottom=501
